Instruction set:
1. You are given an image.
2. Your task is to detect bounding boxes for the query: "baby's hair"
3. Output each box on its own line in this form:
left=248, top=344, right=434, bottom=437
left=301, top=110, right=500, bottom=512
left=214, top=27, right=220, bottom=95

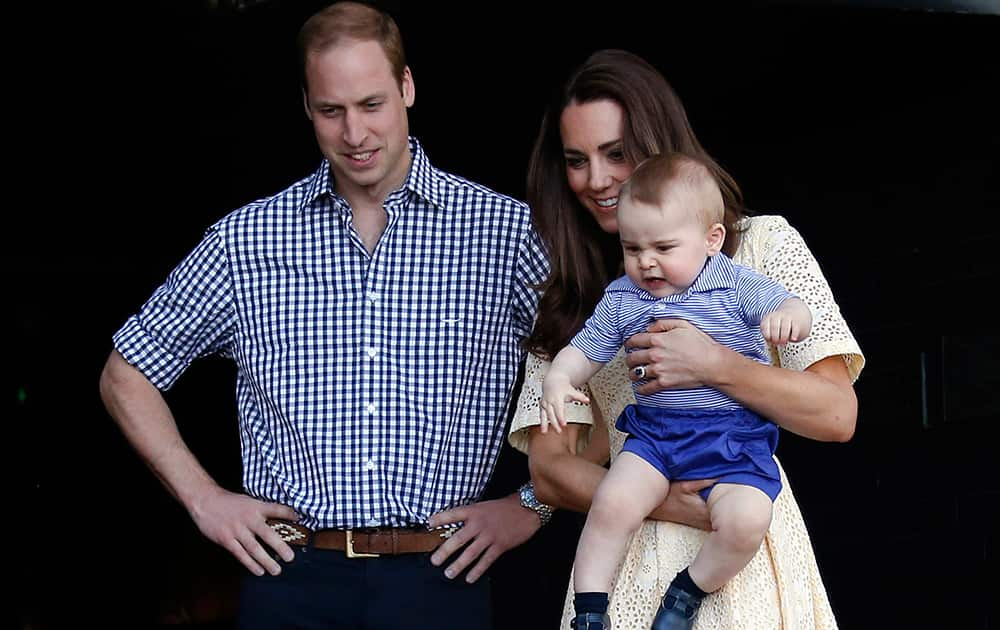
left=621, top=152, right=725, bottom=227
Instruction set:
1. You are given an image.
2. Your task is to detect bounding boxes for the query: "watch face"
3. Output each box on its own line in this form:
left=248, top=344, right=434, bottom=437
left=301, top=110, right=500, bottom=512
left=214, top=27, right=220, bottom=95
left=520, top=486, right=533, bottom=506
left=519, top=484, right=551, bottom=524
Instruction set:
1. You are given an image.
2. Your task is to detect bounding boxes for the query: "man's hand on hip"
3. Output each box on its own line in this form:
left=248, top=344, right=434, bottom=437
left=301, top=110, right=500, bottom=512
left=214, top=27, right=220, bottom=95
left=188, top=486, right=299, bottom=577
left=427, top=492, right=541, bottom=583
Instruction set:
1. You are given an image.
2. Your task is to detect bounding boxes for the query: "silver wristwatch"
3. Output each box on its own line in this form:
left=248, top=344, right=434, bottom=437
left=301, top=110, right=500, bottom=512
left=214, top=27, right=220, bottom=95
left=518, top=481, right=554, bottom=526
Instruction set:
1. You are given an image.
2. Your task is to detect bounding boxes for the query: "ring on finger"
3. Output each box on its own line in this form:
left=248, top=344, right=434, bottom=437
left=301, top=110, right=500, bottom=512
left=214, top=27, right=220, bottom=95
left=633, top=365, right=647, bottom=380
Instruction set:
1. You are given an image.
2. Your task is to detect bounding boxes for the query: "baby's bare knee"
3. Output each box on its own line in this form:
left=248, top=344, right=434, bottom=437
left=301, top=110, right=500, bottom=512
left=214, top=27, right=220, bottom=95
left=713, top=501, right=771, bottom=551
left=590, top=486, right=642, bottom=532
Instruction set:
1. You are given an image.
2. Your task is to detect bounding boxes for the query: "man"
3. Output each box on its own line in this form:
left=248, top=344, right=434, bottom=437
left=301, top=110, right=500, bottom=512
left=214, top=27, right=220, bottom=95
left=99, top=2, right=551, bottom=627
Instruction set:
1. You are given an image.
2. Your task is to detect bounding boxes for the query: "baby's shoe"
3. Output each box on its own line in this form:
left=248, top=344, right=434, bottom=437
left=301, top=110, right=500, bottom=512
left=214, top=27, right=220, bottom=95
left=650, top=584, right=701, bottom=630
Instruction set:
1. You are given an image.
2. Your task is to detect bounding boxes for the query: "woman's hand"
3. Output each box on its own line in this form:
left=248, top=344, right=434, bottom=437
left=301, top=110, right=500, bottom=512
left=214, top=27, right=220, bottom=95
left=627, top=319, right=857, bottom=442
left=624, top=319, right=725, bottom=395
left=647, top=479, right=715, bottom=531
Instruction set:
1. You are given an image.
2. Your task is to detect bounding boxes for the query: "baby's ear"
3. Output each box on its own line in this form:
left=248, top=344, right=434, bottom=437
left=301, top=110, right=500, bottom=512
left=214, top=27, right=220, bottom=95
left=706, top=222, right=726, bottom=255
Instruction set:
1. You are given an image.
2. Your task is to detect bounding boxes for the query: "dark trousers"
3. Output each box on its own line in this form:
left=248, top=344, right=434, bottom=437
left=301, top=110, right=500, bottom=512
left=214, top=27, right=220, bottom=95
left=238, top=545, right=493, bottom=629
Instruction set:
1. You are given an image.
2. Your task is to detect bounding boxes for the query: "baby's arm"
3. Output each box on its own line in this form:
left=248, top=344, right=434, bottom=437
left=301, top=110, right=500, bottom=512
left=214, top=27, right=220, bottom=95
left=760, top=297, right=812, bottom=345
left=540, top=345, right=603, bottom=434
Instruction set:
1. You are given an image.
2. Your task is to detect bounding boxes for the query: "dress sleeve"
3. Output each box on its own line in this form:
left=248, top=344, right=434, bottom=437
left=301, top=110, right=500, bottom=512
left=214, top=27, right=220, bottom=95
left=508, top=352, right=595, bottom=455
left=747, top=215, right=865, bottom=382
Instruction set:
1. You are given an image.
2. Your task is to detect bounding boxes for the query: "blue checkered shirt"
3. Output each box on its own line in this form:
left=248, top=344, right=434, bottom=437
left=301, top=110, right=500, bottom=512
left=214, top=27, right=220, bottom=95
left=113, top=138, right=548, bottom=529
left=571, top=253, right=795, bottom=409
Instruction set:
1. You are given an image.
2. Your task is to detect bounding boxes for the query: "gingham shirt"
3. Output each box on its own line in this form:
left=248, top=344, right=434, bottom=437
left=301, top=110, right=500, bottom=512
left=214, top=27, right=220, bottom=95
left=571, top=252, right=794, bottom=409
left=113, top=138, right=548, bottom=529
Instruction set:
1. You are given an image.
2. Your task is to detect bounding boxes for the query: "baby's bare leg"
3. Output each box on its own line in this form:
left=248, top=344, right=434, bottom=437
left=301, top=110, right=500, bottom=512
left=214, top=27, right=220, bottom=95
left=574, top=452, right=670, bottom=593
left=688, top=483, right=773, bottom=593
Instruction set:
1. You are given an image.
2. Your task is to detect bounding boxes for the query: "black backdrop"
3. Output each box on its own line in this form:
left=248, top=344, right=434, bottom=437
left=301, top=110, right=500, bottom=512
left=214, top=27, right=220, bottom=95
left=13, top=1, right=999, bottom=628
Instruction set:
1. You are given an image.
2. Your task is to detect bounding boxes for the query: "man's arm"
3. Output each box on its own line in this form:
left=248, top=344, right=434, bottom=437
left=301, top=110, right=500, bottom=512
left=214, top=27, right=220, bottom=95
left=424, top=219, right=554, bottom=583
left=99, top=350, right=298, bottom=575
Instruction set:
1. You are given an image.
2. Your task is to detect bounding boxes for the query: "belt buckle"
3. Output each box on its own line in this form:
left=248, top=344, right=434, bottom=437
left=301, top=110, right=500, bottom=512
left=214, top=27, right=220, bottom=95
left=345, top=530, right=379, bottom=558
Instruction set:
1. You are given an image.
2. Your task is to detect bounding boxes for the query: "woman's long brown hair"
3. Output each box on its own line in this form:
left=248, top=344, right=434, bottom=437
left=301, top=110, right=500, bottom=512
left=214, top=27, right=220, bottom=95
left=525, top=49, right=747, bottom=360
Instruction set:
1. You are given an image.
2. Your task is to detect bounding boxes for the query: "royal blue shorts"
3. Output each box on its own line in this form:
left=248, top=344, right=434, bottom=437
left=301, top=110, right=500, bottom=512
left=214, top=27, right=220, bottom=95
left=616, top=404, right=782, bottom=501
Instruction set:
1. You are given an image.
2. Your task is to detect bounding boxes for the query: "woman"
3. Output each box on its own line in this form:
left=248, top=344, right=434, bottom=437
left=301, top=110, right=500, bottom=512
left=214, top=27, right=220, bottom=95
left=509, top=49, right=864, bottom=629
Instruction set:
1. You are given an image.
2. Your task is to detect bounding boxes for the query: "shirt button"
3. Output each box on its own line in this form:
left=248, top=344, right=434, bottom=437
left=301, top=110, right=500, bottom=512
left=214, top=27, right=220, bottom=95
left=366, top=347, right=378, bottom=359
left=366, top=403, right=377, bottom=415
left=367, top=518, right=379, bottom=527
left=367, top=291, right=379, bottom=304
left=365, top=458, right=377, bottom=471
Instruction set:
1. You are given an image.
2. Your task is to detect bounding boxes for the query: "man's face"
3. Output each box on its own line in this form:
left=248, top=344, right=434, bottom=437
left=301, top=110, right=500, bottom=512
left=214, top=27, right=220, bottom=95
left=303, top=38, right=414, bottom=203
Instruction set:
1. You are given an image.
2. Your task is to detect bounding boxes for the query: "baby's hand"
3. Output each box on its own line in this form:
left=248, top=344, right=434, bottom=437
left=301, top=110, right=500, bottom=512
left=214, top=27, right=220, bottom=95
left=540, top=374, right=590, bottom=434
left=761, top=298, right=812, bottom=345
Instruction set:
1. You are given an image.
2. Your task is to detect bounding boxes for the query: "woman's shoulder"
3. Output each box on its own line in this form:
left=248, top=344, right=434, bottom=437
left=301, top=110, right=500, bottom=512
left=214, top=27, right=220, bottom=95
left=739, top=213, right=795, bottom=237
left=736, top=214, right=812, bottom=263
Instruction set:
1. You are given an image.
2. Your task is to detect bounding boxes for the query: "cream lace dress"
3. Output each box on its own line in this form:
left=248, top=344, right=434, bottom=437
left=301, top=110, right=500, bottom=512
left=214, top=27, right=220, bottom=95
left=510, top=215, right=865, bottom=630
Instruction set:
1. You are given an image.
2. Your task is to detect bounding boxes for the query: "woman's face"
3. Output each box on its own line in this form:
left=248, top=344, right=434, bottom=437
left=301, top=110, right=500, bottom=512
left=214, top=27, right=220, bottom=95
left=559, top=98, right=635, bottom=234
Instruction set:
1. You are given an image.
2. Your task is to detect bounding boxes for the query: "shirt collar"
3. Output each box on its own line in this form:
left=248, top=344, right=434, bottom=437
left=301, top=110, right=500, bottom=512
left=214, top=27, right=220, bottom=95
left=400, top=137, right=448, bottom=210
left=689, top=252, right=737, bottom=293
left=298, top=137, right=448, bottom=213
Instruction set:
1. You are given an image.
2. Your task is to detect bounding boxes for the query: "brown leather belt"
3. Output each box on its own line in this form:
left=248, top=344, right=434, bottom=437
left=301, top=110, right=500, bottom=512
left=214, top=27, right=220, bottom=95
left=266, top=519, right=451, bottom=557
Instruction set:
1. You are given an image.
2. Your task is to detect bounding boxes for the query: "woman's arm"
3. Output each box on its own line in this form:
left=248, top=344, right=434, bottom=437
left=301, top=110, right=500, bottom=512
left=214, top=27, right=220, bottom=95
left=625, top=319, right=857, bottom=442
left=624, top=216, right=861, bottom=443
left=526, top=399, right=713, bottom=530
left=527, top=421, right=608, bottom=514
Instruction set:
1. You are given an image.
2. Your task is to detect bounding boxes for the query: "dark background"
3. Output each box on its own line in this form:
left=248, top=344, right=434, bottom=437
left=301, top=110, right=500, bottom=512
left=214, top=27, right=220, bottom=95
left=12, top=1, right=999, bottom=628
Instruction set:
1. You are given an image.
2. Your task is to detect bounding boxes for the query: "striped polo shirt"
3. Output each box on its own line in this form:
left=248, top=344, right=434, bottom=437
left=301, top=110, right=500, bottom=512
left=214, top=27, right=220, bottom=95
left=571, top=252, right=795, bottom=410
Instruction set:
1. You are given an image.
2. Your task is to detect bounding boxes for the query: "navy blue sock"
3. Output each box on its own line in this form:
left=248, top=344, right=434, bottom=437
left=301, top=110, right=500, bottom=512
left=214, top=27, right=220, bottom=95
left=670, top=567, right=709, bottom=599
left=574, top=591, right=609, bottom=615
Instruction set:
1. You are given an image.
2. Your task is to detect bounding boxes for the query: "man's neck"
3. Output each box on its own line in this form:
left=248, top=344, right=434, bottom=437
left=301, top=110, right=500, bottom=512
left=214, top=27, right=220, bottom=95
left=335, top=151, right=412, bottom=213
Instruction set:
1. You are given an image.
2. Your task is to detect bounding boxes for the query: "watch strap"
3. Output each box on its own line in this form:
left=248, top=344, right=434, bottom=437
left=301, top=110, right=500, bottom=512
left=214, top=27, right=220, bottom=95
left=518, top=481, right=555, bottom=526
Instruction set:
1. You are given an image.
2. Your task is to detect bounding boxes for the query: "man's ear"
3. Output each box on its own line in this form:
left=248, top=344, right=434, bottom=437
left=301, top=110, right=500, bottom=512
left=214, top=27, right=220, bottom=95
left=706, top=222, right=726, bottom=255
left=401, top=66, right=415, bottom=107
left=302, top=87, right=313, bottom=121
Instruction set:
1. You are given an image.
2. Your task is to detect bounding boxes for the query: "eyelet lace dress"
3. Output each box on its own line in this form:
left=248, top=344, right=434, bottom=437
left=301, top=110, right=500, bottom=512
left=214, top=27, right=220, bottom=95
left=510, top=215, right=864, bottom=629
